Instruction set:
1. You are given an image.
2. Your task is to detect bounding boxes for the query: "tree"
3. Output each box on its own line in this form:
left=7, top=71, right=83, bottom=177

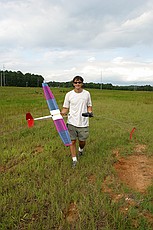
left=0, top=70, right=44, bottom=87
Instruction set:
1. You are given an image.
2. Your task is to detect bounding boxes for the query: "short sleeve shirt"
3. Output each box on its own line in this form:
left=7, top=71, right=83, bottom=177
left=63, top=89, right=92, bottom=127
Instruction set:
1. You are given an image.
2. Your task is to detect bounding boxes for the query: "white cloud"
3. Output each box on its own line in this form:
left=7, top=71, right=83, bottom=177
left=88, top=57, right=96, bottom=62
left=0, top=0, right=153, bottom=85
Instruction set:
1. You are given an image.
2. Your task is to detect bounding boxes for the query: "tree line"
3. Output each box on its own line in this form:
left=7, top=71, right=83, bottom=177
left=0, top=70, right=152, bottom=91
left=48, top=81, right=153, bottom=91
left=0, top=70, right=44, bottom=87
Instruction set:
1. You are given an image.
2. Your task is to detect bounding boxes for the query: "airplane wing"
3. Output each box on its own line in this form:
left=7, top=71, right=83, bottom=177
left=42, top=82, right=72, bottom=146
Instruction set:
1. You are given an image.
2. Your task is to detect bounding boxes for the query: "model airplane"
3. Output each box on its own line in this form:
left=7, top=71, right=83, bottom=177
left=26, top=82, right=72, bottom=147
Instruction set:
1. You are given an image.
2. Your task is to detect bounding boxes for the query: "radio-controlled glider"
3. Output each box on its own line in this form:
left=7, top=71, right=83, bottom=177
left=26, top=82, right=72, bottom=147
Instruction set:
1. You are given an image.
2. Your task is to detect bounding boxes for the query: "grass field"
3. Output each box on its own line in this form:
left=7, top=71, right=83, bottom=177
left=0, top=86, right=153, bottom=230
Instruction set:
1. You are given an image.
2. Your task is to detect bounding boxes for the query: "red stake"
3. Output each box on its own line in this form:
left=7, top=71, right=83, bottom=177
left=130, top=127, right=136, bottom=140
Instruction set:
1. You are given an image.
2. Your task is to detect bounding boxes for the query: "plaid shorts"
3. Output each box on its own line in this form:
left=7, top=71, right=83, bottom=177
left=67, top=124, right=89, bottom=141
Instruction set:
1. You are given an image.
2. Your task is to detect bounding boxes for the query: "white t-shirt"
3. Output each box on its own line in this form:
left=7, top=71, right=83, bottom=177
left=63, top=89, right=92, bottom=127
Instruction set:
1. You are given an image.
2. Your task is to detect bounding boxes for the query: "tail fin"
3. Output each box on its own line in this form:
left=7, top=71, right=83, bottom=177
left=26, top=113, right=34, bottom=128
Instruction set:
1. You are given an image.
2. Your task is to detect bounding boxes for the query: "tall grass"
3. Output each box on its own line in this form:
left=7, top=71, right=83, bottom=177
left=0, top=87, right=153, bottom=229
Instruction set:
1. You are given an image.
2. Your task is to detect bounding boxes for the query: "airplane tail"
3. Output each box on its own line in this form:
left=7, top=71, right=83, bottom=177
left=26, top=113, right=34, bottom=128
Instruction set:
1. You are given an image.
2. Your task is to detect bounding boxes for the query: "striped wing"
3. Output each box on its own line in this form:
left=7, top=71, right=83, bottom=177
left=42, top=83, right=71, bottom=146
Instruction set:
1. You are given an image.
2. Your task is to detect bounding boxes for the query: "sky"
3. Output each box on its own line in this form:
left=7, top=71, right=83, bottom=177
left=0, top=0, right=153, bottom=86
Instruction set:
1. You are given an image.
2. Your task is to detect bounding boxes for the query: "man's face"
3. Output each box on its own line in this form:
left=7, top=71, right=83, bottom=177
left=73, top=80, right=83, bottom=89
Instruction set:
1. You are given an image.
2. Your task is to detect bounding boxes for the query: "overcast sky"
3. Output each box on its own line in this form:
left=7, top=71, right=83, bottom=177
left=0, top=0, right=153, bottom=85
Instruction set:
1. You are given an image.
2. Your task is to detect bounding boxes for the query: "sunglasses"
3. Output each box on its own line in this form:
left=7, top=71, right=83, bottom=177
left=73, top=81, right=82, bottom=84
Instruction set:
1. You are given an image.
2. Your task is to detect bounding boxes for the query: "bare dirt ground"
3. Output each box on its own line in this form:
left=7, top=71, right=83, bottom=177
left=113, top=144, right=153, bottom=193
left=101, top=144, right=153, bottom=226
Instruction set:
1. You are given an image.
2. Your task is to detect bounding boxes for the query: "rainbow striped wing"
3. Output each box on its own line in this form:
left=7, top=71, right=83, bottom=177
left=42, top=83, right=71, bottom=146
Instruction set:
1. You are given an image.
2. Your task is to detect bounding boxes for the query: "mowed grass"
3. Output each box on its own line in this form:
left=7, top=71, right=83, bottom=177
left=0, top=86, right=153, bottom=230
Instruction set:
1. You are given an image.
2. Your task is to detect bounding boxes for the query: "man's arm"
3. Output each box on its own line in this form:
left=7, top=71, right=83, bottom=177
left=87, top=106, right=92, bottom=113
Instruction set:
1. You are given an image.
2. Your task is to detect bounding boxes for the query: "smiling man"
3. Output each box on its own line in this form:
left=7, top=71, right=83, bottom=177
left=61, top=76, right=93, bottom=168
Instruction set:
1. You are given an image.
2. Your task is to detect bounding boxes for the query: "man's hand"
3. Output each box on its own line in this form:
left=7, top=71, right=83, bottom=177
left=61, top=107, right=68, bottom=116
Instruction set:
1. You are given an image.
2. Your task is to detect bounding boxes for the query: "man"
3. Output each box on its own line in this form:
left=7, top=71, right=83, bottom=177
left=61, top=76, right=93, bottom=167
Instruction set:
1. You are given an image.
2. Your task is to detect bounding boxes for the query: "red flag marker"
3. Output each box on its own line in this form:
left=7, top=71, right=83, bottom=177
left=130, top=127, right=136, bottom=140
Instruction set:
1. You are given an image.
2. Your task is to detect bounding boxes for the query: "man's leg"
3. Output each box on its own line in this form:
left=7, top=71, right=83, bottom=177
left=78, top=127, right=89, bottom=155
left=79, top=140, right=86, bottom=149
left=78, top=140, right=86, bottom=156
left=70, top=140, right=77, bottom=167
left=70, top=140, right=77, bottom=157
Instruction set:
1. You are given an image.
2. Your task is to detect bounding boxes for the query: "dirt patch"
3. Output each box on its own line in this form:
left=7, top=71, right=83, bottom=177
left=88, top=174, right=96, bottom=184
left=114, top=154, right=153, bottom=192
left=63, top=202, right=79, bottom=224
left=114, top=145, right=153, bottom=193
left=32, top=145, right=44, bottom=155
left=0, top=165, right=6, bottom=173
left=102, top=144, right=153, bottom=226
left=102, top=174, right=153, bottom=225
left=103, top=145, right=153, bottom=194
